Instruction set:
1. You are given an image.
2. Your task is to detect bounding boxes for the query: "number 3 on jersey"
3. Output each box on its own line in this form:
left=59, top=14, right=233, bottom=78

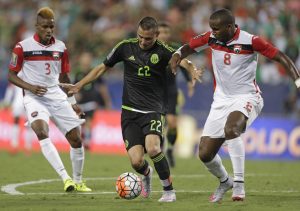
left=224, top=53, right=231, bottom=65
left=45, top=63, right=51, bottom=75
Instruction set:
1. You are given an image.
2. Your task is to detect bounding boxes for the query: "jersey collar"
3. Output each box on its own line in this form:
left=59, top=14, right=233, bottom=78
left=33, top=33, right=55, bottom=46
left=226, top=25, right=240, bottom=44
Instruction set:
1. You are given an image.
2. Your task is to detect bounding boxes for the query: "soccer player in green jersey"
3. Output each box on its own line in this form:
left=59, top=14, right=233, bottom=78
left=61, top=16, right=202, bottom=202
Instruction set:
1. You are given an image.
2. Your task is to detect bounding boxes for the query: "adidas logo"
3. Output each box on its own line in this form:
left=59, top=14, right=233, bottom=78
left=128, top=55, right=135, bottom=61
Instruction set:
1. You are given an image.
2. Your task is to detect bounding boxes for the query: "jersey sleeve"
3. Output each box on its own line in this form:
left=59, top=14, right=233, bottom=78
left=189, top=31, right=211, bottom=52
left=9, top=43, right=24, bottom=72
left=252, top=36, right=279, bottom=59
left=61, top=48, right=70, bottom=73
left=103, top=41, right=124, bottom=67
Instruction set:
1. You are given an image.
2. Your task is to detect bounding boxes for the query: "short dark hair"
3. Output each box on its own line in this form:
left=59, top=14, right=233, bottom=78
left=138, top=16, right=158, bottom=31
left=158, top=21, right=170, bottom=28
left=210, top=8, right=235, bottom=25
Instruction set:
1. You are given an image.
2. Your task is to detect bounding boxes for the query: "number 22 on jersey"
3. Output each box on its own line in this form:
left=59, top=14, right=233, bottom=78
left=138, top=65, right=150, bottom=77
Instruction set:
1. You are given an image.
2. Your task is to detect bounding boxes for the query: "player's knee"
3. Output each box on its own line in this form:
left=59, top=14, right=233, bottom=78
left=224, top=125, right=241, bottom=139
left=146, top=145, right=161, bottom=157
left=35, top=129, right=48, bottom=140
left=198, top=138, right=214, bottom=162
left=66, top=128, right=82, bottom=148
left=69, top=137, right=82, bottom=148
left=131, top=158, right=144, bottom=170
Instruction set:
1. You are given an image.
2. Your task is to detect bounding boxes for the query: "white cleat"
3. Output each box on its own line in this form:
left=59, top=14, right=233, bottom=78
left=209, top=177, right=233, bottom=203
left=232, top=182, right=245, bottom=201
left=141, top=166, right=153, bottom=198
left=158, top=190, right=176, bottom=202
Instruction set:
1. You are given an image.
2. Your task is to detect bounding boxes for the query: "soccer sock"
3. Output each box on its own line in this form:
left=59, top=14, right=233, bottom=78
left=227, top=137, right=245, bottom=182
left=204, top=154, right=228, bottom=182
left=70, top=146, right=85, bottom=183
left=151, top=152, right=173, bottom=191
left=167, top=128, right=177, bottom=147
left=39, top=138, right=70, bottom=181
left=135, top=160, right=150, bottom=176
left=11, top=124, right=19, bottom=148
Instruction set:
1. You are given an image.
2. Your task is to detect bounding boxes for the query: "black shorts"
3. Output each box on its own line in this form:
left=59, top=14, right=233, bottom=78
left=121, top=109, right=165, bottom=151
left=167, top=90, right=178, bottom=115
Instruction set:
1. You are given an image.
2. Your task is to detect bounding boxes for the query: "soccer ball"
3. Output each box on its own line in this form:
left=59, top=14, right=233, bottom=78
left=116, top=172, right=142, bottom=200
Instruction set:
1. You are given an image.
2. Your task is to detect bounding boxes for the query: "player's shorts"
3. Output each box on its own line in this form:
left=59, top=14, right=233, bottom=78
left=121, top=109, right=165, bottom=151
left=23, top=86, right=85, bottom=135
left=202, top=93, right=264, bottom=138
left=167, top=89, right=178, bottom=115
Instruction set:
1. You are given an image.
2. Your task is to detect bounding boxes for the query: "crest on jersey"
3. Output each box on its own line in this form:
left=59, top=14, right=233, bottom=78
left=233, top=44, right=242, bottom=54
left=10, top=53, right=18, bottom=67
left=150, top=54, right=159, bottom=64
left=52, top=51, right=60, bottom=60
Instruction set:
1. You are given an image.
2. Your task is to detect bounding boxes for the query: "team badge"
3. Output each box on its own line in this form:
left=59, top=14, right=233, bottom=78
left=150, top=54, right=159, bottom=64
left=10, top=53, right=18, bottom=67
left=233, top=44, right=242, bottom=54
left=52, top=51, right=60, bottom=60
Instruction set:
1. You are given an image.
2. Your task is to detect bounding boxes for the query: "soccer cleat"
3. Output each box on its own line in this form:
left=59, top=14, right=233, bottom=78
left=158, top=190, right=176, bottom=202
left=75, top=182, right=92, bottom=192
left=64, top=178, right=75, bottom=192
left=232, top=181, right=245, bottom=201
left=141, top=166, right=153, bottom=198
left=209, top=177, right=233, bottom=203
left=166, top=148, right=175, bottom=168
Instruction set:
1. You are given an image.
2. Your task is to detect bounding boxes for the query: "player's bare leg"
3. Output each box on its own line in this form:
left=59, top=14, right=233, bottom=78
left=127, top=145, right=153, bottom=198
left=145, top=134, right=176, bottom=202
left=199, top=137, right=233, bottom=203
left=31, top=119, right=74, bottom=192
left=166, top=114, right=177, bottom=167
left=225, top=111, right=247, bottom=201
left=66, top=127, right=91, bottom=192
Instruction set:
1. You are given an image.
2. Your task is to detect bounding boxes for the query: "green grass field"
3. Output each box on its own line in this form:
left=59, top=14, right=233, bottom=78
left=0, top=151, right=299, bottom=211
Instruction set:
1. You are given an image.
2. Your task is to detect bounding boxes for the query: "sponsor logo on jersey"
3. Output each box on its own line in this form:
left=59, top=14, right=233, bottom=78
left=150, top=54, right=159, bottom=64
left=32, top=51, right=43, bottom=55
left=10, top=53, right=18, bottom=67
left=128, top=55, right=135, bottom=61
left=233, top=44, right=242, bottom=54
left=52, top=51, right=60, bottom=60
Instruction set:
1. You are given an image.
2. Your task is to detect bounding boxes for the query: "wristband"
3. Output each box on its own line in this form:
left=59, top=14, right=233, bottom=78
left=67, top=96, right=77, bottom=105
left=295, top=78, right=300, bottom=88
left=174, top=46, right=183, bottom=58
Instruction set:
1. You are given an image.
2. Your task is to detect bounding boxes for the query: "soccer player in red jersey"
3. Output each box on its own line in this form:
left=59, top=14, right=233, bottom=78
left=170, top=8, right=300, bottom=202
left=7, top=7, right=91, bottom=192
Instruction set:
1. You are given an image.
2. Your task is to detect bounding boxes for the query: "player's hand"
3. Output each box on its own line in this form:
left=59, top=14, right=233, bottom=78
left=71, top=104, right=85, bottom=119
left=191, top=67, right=204, bottom=85
left=170, top=53, right=182, bottom=75
left=59, top=83, right=80, bottom=95
left=29, top=85, right=48, bottom=97
left=187, top=81, right=195, bottom=97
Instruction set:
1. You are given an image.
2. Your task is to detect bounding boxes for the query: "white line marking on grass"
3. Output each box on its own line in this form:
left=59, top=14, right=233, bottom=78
left=0, top=174, right=293, bottom=196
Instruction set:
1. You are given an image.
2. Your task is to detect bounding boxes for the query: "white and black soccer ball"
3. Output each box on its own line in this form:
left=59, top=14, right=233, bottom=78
left=116, top=172, right=142, bottom=200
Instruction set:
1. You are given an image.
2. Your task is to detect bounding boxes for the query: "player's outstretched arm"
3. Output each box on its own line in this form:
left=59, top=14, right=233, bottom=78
left=169, top=44, right=196, bottom=74
left=8, top=70, right=47, bottom=96
left=60, top=63, right=109, bottom=95
left=272, top=51, right=300, bottom=83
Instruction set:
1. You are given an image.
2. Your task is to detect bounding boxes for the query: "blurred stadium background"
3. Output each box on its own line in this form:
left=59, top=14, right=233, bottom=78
left=0, top=0, right=300, bottom=160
